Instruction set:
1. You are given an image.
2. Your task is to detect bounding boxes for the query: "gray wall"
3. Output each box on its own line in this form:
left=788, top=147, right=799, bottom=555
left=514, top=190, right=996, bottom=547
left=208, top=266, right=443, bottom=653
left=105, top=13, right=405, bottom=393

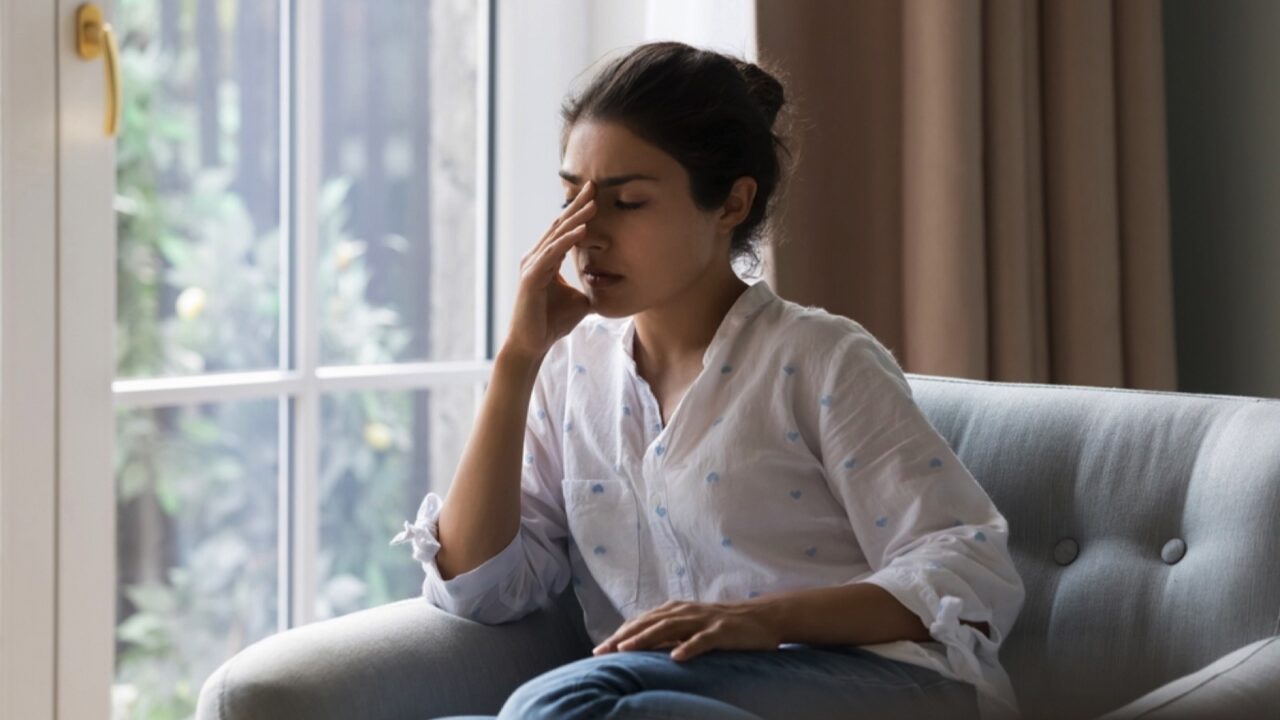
left=1163, top=0, right=1280, bottom=399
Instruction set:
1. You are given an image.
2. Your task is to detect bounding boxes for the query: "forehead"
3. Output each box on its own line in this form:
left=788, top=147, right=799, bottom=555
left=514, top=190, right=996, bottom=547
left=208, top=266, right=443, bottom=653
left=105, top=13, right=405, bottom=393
left=560, top=120, right=674, bottom=184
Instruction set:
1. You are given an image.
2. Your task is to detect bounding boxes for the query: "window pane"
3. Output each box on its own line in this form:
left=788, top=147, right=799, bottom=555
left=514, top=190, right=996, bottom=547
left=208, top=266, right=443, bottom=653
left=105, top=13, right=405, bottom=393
left=113, top=399, right=279, bottom=718
left=317, top=385, right=479, bottom=619
left=318, top=0, right=480, bottom=366
left=116, top=0, right=282, bottom=380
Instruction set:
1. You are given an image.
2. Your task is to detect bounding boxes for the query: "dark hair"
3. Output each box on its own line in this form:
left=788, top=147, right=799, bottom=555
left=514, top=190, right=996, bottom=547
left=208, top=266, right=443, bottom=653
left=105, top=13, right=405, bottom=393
left=560, top=41, right=794, bottom=276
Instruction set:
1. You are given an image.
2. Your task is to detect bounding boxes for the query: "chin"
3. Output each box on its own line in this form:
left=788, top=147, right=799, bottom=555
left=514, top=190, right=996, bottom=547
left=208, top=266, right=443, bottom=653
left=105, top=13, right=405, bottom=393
left=585, top=293, right=635, bottom=319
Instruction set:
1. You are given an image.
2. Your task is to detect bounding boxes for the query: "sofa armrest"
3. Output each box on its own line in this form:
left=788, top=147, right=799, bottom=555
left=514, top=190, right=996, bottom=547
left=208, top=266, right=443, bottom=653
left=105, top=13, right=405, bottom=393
left=196, top=589, right=591, bottom=720
left=1095, top=635, right=1280, bottom=720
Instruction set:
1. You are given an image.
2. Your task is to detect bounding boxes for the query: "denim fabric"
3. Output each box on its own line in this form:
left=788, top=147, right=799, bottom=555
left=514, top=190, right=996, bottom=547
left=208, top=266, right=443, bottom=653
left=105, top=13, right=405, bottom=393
left=433, top=643, right=979, bottom=720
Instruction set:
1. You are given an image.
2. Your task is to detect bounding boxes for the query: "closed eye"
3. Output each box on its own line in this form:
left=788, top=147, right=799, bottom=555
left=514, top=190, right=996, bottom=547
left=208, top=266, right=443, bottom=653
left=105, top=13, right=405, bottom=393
left=561, top=199, right=647, bottom=211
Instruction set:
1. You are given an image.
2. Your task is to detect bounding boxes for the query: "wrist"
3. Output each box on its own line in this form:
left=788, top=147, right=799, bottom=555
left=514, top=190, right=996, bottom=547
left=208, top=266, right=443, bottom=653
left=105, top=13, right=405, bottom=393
left=495, top=344, right=544, bottom=374
left=743, top=595, right=789, bottom=640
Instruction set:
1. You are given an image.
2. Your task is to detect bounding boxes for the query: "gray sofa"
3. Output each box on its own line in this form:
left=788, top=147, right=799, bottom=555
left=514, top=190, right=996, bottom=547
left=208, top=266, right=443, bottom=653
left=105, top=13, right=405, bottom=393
left=196, top=374, right=1280, bottom=720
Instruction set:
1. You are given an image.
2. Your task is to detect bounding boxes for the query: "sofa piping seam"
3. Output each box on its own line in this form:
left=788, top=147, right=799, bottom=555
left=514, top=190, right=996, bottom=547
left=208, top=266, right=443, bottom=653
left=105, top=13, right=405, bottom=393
left=1128, top=636, right=1279, bottom=719
left=903, top=373, right=1276, bottom=404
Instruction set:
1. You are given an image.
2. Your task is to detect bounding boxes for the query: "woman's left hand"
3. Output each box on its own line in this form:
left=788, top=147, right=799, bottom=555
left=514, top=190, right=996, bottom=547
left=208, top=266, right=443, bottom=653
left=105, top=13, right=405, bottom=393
left=592, top=600, right=783, bottom=662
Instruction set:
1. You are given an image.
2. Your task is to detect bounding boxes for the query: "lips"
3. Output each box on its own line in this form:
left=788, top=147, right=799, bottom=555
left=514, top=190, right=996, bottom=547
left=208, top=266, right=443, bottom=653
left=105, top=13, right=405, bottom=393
left=583, top=265, right=622, bottom=279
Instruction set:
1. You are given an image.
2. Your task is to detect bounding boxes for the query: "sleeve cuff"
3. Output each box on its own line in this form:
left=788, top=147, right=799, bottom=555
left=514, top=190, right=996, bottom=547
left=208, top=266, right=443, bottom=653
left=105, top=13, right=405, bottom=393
left=389, top=491, right=526, bottom=618
left=389, top=491, right=445, bottom=563
left=858, top=566, right=998, bottom=689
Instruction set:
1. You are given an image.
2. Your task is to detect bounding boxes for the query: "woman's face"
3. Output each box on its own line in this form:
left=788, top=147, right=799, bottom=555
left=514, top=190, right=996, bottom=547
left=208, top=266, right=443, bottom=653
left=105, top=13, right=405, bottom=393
left=559, top=120, right=731, bottom=317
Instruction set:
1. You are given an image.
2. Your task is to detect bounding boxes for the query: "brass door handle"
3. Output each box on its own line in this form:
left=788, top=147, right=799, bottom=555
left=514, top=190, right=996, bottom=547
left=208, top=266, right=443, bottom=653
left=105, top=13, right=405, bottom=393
left=75, top=3, right=121, bottom=137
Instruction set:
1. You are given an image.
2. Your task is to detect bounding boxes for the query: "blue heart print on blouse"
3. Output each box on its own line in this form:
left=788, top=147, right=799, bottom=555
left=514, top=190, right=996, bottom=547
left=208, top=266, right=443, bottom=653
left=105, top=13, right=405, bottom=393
left=783, top=365, right=795, bottom=376
left=623, top=405, right=632, bottom=416
left=748, top=591, right=760, bottom=599
left=820, top=394, right=833, bottom=408
left=712, top=416, right=725, bottom=425
left=575, top=364, right=587, bottom=374
left=721, top=537, right=733, bottom=547
left=655, top=505, right=667, bottom=517
left=721, top=364, right=733, bottom=374
left=564, top=420, right=574, bottom=432
left=843, top=457, right=857, bottom=469
left=790, top=490, right=802, bottom=499
left=975, top=531, right=987, bottom=542
left=594, top=545, right=607, bottom=555
left=876, top=516, right=888, bottom=528
left=536, top=408, right=546, bottom=419
left=706, top=471, right=720, bottom=484
left=655, top=444, right=666, bottom=456
left=786, top=431, right=800, bottom=442
left=930, top=457, right=943, bottom=468
left=591, top=483, right=605, bottom=493
left=953, top=519, right=964, bottom=527
left=524, top=453, right=534, bottom=465
left=804, top=546, right=818, bottom=557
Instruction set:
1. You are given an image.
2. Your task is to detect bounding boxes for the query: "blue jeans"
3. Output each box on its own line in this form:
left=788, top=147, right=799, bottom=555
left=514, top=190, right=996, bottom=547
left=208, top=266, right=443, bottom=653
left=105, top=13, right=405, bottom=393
left=434, top=643, right=979, bottom=720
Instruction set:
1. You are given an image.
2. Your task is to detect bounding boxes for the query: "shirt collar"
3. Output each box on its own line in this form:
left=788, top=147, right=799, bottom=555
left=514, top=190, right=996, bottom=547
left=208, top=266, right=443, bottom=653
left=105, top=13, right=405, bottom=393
left=619, top=279, right=776, bottom=368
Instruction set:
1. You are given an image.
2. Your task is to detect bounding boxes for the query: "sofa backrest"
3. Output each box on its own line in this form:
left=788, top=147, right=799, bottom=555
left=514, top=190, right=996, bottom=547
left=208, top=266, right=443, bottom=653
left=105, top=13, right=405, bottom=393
left=904, top=374, right=1280, bottom=720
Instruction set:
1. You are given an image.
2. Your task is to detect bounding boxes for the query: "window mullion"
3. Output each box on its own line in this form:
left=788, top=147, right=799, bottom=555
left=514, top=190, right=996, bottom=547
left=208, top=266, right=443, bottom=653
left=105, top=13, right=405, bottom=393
left=289, top=0, right=323, bottom=630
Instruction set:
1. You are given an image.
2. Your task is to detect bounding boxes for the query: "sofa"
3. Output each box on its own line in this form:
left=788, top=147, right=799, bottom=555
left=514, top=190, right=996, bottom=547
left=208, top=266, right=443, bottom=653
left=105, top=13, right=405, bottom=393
left=196, top=374, right=1280, bottom=719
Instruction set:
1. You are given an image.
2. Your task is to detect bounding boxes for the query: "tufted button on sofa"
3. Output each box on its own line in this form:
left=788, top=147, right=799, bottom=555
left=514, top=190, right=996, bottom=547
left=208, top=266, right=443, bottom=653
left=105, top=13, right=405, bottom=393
left=196, top=375, right=1280, bottom=720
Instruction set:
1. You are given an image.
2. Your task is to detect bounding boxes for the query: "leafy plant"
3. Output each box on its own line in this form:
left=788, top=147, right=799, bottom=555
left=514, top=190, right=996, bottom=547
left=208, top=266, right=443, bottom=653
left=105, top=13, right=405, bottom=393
left=111, top=2, right=434, bottom=718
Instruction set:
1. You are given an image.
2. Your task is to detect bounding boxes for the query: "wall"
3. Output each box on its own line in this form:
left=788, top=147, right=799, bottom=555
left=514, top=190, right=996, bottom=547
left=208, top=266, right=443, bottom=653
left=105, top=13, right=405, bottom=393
left=1163, top=0, right=1280, bottom=399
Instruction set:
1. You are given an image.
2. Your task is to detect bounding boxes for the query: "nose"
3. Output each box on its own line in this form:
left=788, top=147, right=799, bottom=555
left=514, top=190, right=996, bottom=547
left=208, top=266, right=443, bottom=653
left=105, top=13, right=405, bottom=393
left=577, top=215, right=607, bottom=249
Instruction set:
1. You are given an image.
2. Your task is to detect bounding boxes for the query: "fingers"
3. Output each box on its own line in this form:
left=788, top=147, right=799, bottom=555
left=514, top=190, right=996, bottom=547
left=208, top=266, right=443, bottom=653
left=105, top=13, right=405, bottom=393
left=535, top=180, right=596, bottom=255
left=550, top=179, right=595, bottom=233
left=671, top=628, right=717, bottom=662
left=594, top=601, right=683, bottom=654
left=616, top=618, right=684, bottom=651
left=523, top=223, right=587, bottom=284
left=523, top=198, right=597, bottom=278
left=525, top=188, right=602, bottom=276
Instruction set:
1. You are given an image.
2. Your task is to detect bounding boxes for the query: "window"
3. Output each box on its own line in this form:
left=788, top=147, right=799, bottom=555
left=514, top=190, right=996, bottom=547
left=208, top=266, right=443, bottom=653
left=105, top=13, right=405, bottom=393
left=111, top=1, right=490, bottom=715
left=107, top=1, right=755, bottom=716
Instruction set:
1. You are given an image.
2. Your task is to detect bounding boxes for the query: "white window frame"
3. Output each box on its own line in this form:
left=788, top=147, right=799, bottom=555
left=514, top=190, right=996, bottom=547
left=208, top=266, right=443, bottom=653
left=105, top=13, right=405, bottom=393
left=109, top=0, right=498, bottom=631
left=0, top=2, right=59, bottom=717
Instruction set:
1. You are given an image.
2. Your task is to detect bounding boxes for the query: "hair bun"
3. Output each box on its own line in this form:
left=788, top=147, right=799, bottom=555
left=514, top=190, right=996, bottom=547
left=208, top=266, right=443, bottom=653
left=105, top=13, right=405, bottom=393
left=733, top=59, right=786, bottom=128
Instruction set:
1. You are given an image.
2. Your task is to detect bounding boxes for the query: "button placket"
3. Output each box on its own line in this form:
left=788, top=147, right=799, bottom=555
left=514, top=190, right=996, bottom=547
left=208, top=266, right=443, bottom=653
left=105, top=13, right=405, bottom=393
left=639, top=391, right=692, bottom=596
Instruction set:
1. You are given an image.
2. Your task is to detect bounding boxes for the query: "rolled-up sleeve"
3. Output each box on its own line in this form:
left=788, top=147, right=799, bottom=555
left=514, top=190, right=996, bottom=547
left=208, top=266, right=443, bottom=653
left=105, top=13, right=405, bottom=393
left=390, top=348, right=573, bottom=624
left=815, top=327, right=1026, bottom=690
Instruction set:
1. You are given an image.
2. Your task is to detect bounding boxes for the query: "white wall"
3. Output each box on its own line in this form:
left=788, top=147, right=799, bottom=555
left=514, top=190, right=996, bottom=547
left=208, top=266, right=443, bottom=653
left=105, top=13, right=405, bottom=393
left=491, top=0, right=756, bottom=355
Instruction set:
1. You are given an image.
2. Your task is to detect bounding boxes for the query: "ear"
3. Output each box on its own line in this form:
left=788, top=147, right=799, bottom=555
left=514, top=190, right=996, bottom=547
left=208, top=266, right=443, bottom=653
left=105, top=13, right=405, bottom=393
left=716, top=176, right=758, bottom=239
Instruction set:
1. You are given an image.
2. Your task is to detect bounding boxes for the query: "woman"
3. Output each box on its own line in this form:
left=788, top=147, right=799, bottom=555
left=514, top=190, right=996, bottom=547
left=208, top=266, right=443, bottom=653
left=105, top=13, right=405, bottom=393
left=393, top=40, right=1025, bottom=720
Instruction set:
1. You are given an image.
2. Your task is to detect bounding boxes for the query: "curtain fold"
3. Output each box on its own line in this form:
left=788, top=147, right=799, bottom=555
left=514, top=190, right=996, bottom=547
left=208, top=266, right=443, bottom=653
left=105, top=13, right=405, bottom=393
left=757, top=0, right=1176, bottom=390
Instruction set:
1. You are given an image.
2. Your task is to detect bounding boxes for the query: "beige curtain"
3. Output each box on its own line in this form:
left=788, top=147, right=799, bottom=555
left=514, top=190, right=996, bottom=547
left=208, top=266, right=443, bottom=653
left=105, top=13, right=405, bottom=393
left=757, top=0, right=1177, bottom=390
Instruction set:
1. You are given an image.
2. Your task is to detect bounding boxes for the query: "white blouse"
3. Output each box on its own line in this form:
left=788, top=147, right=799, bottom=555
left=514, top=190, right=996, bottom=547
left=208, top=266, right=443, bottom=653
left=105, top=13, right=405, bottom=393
left=392, top=279, right=1026, bottom=720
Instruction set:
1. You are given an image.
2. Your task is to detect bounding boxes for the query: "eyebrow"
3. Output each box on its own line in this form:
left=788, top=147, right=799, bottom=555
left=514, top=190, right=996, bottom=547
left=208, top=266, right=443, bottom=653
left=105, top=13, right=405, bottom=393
left=558, top=170, right=659, bottom=187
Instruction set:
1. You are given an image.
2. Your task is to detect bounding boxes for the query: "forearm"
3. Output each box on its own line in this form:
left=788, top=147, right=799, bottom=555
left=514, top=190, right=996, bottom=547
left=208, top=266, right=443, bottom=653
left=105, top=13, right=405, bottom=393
left=749, top=582, right=989, bottom=646
left=436, top=347, right=543, bottom=580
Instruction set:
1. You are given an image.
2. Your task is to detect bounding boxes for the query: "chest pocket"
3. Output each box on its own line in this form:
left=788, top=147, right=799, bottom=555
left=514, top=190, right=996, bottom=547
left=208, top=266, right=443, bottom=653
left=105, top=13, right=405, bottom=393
left=563, top=477, right=642, bottom=613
